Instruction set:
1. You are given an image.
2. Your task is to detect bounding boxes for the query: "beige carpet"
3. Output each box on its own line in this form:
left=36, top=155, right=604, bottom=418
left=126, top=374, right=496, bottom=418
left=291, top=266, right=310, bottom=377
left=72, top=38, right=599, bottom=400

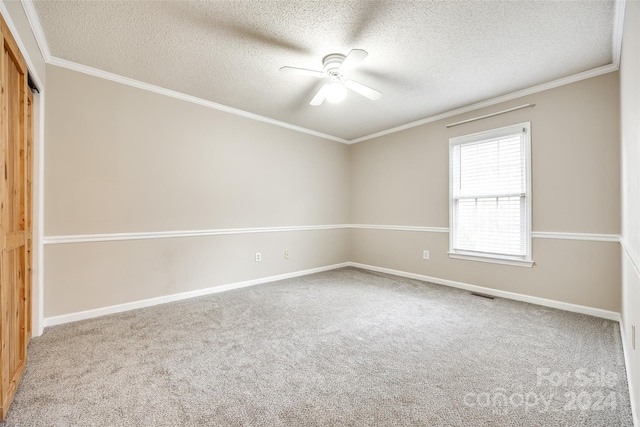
left=1, top=267, right=633, bottom=426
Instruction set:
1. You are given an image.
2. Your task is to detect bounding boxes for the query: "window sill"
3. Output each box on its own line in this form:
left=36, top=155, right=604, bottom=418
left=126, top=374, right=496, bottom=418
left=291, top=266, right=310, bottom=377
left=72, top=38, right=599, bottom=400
left=448, top=252, right=534, bottom=268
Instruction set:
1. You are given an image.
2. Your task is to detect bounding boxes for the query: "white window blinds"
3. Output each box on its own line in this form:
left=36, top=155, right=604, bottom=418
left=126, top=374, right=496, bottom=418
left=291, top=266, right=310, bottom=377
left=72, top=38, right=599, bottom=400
left=449, top=122, right=532, bottom=265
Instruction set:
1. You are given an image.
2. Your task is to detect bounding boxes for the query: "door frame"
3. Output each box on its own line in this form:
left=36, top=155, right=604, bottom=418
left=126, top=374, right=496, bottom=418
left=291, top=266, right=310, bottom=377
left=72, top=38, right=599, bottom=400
left=0, top=2, right=44, bottom=337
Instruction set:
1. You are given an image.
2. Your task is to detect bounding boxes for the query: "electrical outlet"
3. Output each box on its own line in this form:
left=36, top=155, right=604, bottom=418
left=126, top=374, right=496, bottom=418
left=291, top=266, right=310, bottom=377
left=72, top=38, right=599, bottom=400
left=633, top=324, right=636, bottom=350
left=255, top=252, right=261, bottom=262
left=285, top=250, right=290, bottom=260
left=423, top=250, right=430, bottom=260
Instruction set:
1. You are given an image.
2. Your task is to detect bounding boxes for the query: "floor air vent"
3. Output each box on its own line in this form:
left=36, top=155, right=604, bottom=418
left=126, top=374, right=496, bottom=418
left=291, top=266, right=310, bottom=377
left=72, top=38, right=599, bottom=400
left=470, top=292, right=495, bottom=300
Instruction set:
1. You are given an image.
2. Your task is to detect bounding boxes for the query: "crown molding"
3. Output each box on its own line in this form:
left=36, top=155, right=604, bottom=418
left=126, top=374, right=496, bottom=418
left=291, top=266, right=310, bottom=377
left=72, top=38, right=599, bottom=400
left=20, top=0, right=625, bottom=146
left=47, top=56, right=349, bottom=145
left=348, top=63, right=619, bottom=144
left=20, top=0, right=51, bottom=62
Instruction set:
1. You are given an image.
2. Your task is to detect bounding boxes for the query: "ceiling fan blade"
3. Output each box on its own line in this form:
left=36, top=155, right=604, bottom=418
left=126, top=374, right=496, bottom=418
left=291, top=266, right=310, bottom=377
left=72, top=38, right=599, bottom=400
left=310, top=84, right=329, bottom=106
left=280, top=66, right=324, bottom=77
left=339, top=49, right=368, bottom=71
left=344, top=80, right=382, bottom=100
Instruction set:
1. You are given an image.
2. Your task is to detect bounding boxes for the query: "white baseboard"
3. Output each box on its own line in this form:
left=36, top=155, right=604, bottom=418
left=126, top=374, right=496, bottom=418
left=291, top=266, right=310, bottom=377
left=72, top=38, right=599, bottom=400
left=620, top=321, right=640, bottom=427
left=44, top=260, right=620, bottom=325
left=44, top=262, right=350, bottom=327
left=42, top=259, right=633, bottom=422
left=348, top=262, right=621, bottom=321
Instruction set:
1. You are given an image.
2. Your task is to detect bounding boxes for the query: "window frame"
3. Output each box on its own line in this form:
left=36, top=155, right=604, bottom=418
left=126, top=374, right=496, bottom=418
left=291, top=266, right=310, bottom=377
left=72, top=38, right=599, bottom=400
left=448, top=122, right=533, bottom=268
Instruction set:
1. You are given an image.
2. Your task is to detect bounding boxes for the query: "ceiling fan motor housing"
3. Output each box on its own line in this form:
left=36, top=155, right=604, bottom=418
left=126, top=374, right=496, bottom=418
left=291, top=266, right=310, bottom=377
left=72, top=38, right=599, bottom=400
left=280, top=49, right=381, bottom=106
left=323, top=54, right=346, bottom=77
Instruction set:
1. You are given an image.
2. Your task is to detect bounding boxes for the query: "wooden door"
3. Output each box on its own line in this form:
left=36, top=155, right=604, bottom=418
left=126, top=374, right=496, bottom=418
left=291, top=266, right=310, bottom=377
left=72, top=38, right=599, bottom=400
left=0, top=14, right=32, bottom=420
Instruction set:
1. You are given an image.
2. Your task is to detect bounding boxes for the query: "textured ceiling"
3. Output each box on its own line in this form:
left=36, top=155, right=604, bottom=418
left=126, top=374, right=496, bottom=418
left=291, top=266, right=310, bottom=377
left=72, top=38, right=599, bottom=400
left=32, top=0, right=616, bottom=141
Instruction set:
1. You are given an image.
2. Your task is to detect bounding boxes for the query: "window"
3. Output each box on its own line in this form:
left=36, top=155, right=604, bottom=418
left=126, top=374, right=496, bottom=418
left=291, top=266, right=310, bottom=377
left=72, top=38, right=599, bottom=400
left=449, top=122, right=532, bottom=267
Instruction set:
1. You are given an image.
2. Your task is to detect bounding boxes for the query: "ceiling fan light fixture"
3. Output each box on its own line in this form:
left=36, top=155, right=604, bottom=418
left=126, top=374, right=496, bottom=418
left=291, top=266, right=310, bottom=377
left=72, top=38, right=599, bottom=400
left=281, top=49, right=381, bottom=106
left=326, top=81, right=347, bottom=103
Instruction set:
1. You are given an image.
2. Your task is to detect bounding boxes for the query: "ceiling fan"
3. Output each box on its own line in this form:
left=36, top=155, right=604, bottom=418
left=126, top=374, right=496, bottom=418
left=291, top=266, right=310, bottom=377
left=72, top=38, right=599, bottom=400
left=280, top=49, right=382, bottom=106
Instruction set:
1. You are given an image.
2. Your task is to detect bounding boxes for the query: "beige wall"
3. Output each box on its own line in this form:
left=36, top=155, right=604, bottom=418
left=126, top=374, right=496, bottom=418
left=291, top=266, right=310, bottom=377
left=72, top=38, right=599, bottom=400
left=44, top=47, right=623, bottom=323
left=44, top=65, right=350, bottom=316
left=350, top=229, right=620, bottom=310
left=45, top=66, right=349, bottom=235
left=45, top=64, right=623, bottom=318
left=620, top=0, right=640, bottom=422
left=45, top=229, right=349, bottom=317
left=22, top=0, right=637, bottom=415
left=350, top=72, right=621, bottom=312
